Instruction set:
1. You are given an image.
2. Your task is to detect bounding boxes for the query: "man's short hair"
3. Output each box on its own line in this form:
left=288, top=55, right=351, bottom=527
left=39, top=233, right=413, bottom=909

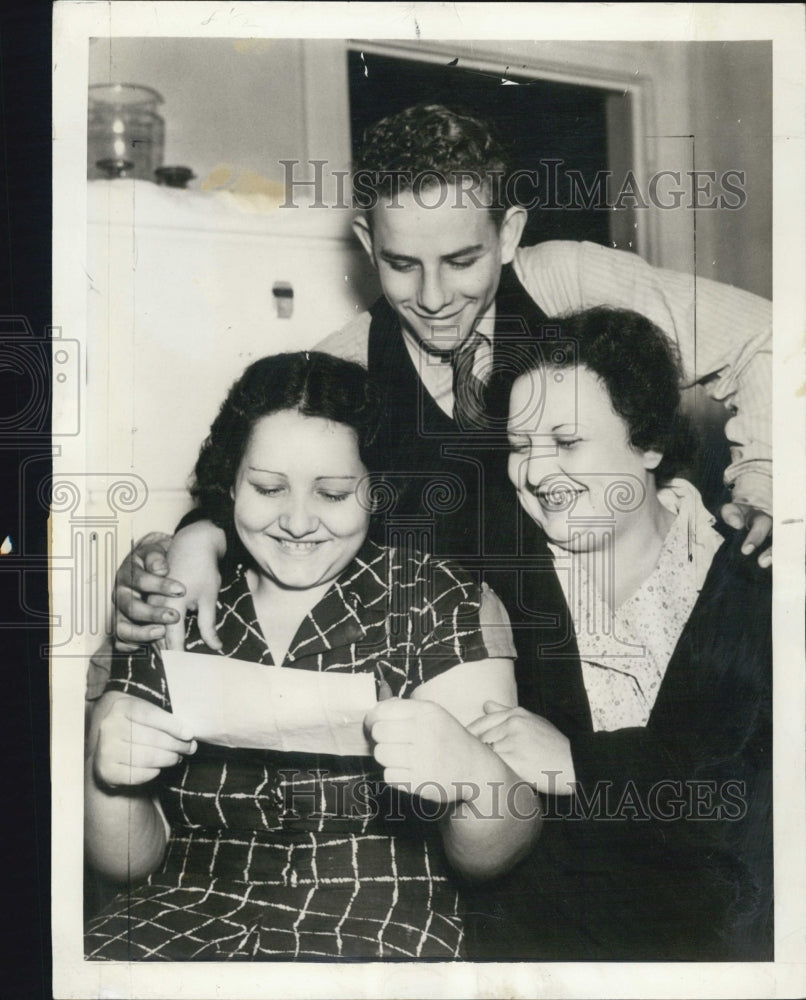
left=353, top=104, right=511, bottom=222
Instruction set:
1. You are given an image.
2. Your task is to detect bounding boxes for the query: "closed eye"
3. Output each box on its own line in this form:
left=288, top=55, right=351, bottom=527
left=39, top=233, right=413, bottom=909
left=448, top=258, right=479, bottom=270
left=253, top=484, right=284, bottom=497
left=318, top=490, right=350, bottom=503
left=556, top=438, right=581, bottom=450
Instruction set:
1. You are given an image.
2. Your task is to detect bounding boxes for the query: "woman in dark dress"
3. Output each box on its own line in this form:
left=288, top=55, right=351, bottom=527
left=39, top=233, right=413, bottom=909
left=84, top=351, right=540, bottom=961
left=467, top=307, right=772, bottom=961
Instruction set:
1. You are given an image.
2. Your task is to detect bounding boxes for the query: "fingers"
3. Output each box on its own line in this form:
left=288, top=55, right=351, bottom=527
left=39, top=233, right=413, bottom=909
left=97, top=742, right=190, bottom=787
left=196, top=593, right=222, bottom=652
left=372, top=740, right=411, bottom=769
left=466, top=703, right=520, bottom=738
left=141, top=544, right=170, bottom=578
left=741, top=512, right=773, bottom=556
left=474, top=721, right=511, bottom=748
left=114, top=591, right=176, bottom=648
left=369, top=717, right=410, bottom=745
left=114, top=542, right=185, bottom=618
left=466, top=714, right=503, bottom=738
left=719, top=502, right=747, bottom=531
left=719, top=504, right=773, bottom=564
left=113, top=575, right=184, bottom=650
left=163, top=619, right=187, bottom=652
left=363, top=697, right=406, bottom=729
left=120, top=590, right=180, bottom=625
left=120, top=696, right=195, bottom=744
left=114, top=580, right=183, bottom=652
left=113, top=638, right=142, bottom=654
left=94, top=695, right=197, bottom=787
left=128, top=568, right=186, bottom=601
left=148, top=594, right=188, bottom=651
left=137, top=531, right=175, bottom=551
left=134, top=533, right=175, bottom=577
left=484, top=700, right=510, bottom=713
left=365, top=716, right=412, bottom=787
left=114, top=615, right=166, bottom=651
left=379, top=768, right=412, bottom=792
left=109, top=741, right=188, bottom=773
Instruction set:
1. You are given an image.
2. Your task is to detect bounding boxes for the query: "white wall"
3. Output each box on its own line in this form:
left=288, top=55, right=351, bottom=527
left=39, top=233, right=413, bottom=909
left=88, top=37, right=352, bottom=199
left=686, top=42, right=771, bottom=300
left=89, top=37, right=771, bottom=299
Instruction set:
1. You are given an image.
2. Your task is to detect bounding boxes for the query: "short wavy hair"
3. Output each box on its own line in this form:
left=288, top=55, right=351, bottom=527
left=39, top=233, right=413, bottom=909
left=190, top=352, right=382, bottom=527
left=353, top=103, right=511, bottom=222
left=491, top=307, right=697, bottom=485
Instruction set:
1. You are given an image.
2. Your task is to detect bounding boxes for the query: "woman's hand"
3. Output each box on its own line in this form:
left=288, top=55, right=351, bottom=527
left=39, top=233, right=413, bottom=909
left=148, top=521, right=226, bottom=651
left=365, top=697, right=494, bottom=804
left=468, top=702, right=576, bottom=796
left=90, top=692, right=197, bottom=789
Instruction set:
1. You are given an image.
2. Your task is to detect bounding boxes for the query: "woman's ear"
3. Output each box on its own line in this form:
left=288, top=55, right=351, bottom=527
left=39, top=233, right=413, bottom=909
left=642, top=449, right=664, bottom=471
left=229, top=485, right=235, bottom=501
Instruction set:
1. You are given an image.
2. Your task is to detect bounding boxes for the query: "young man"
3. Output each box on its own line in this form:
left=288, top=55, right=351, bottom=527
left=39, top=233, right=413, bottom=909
left=109, top=103, right=771, bottom=653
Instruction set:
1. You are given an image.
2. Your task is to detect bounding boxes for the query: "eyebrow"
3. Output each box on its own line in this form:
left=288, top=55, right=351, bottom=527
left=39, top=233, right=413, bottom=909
left=378, top=243, right=485, bottom=264
left=506, top=423, right=583, bottom=437
left=247, top=468, right=359, bottom=482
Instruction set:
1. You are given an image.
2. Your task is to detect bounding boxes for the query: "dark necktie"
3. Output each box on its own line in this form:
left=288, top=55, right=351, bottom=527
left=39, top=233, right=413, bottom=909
left=451, top=331, right=489, bottom=429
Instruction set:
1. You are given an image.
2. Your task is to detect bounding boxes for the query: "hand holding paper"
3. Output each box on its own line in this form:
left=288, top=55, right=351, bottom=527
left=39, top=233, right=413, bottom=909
left=91, top=691, right=197, bottom=789
left=365, top=696, right=495, bottom=803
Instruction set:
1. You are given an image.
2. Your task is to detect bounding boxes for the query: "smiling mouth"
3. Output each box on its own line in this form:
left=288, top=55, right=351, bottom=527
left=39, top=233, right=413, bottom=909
left=272, top=538, right=326, bottom=554
left=413, top=309, right=463, bottom=324
left=533, top=486, right=585, bottom=509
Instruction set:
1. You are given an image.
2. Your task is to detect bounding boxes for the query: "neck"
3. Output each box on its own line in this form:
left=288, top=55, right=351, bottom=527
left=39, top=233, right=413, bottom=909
left=590, top=486, right=676, bottom=608
left=249, top=570, right=333, bottom=614
left=246, top=569, right=333, bottom=663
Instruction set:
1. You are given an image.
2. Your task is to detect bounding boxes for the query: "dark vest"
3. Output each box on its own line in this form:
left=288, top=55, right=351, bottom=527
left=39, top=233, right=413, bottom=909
left=364, top=263, right=579, bottom=708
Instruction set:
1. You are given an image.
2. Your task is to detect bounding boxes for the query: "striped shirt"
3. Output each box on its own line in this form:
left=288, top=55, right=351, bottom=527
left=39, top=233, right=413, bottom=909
left=317, top=241, right=772, bottom=513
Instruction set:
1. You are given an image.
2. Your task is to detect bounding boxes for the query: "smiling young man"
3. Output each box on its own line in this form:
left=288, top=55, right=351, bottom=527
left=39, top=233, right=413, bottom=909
left=316, top=105, right=771, bottom=561
left=109, top=102, right=772, bottom=670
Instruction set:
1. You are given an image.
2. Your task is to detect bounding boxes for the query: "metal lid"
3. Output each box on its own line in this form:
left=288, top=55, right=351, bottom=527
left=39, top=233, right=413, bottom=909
left=88, top=83, right=164, bottom=107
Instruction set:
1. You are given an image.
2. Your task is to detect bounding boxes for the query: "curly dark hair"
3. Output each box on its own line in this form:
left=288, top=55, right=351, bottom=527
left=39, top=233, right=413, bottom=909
left=491, top=307, right=697, bottom=485
left=352, top=103, right=512, bottom=222
left=190, top=352, right=382, bottom=528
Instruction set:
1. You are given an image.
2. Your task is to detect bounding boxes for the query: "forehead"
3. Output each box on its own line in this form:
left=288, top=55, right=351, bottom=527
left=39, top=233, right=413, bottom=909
left=369, top=186, right=499, bottom=252
left=245, top=410, right=360, bottom=459
left=508, top=366, right=618, bottom=431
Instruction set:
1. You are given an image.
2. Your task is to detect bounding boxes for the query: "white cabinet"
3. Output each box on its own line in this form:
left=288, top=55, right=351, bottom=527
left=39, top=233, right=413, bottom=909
left=86, top=179, right=380, bottom=532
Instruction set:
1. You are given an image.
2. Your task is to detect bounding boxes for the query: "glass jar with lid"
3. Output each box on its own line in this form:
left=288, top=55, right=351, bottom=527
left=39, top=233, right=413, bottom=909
left=87, top=83, right=165, bottom=181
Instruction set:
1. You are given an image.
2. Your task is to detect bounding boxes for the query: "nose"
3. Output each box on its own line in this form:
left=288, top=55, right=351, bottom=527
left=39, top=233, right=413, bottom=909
left=416, top=267, right=452, bottom=315
left=278, top=497, right=319, bottom=537
left=522, top=448, right=562, bottom=488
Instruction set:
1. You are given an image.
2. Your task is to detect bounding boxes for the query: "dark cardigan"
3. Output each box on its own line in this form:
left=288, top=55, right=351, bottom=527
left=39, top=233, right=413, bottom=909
left=464, top=529, right=772, bottom=962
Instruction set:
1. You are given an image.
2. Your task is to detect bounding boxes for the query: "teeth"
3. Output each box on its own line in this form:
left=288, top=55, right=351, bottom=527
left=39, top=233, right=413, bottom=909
left=276, top=539, right=322, bottom=553
left=538, top=488, right=581, bottom=508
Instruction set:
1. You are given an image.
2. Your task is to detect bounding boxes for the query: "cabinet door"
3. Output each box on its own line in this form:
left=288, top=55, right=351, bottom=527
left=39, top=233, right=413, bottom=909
left=87, top=182, right=379, bottom=532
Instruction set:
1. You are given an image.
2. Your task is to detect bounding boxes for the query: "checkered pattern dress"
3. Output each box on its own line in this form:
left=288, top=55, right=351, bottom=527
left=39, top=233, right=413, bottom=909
left=85, top=541, right=511, bottom=961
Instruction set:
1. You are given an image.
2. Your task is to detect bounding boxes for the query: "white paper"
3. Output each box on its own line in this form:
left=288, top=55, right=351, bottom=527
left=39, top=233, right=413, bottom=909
left=161, top=649, right=377, bottom=757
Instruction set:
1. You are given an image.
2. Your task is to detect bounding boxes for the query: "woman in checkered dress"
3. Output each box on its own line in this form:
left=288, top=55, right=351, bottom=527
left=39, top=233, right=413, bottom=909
left=84, top=352, right=540, bottom=961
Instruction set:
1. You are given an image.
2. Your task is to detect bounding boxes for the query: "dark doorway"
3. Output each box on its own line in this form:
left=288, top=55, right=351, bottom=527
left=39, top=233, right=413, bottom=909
left=348, top=49, right=632, bottom=249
